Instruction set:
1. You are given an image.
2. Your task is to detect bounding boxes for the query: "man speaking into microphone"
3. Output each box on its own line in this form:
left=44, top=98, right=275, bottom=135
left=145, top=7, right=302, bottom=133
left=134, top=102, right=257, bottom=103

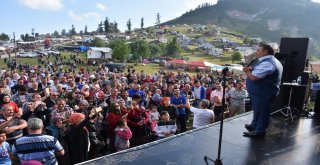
left=242, top=43, right=283, bottom=138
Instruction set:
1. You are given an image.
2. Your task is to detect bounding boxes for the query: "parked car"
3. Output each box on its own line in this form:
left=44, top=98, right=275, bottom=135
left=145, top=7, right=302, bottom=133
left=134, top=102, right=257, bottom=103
left=153, top=59, right=160, bottom=63
left=106, top=63, right=125, bottom=72
left=45, top=50, right=60, bottom=55
left=34, top=50, right=48, bottom=56
left=159, top=59, right=166, bottom=67
left=17, top=52, right=38, bottom=58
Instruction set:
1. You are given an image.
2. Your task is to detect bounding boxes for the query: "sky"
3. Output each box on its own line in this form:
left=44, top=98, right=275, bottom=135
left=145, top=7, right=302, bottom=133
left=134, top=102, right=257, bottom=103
left=1, top=0, right=320, bottom=38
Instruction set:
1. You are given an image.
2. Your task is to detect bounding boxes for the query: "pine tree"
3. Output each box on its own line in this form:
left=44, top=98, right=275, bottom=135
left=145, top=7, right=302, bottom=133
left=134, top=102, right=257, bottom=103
left=127, top=19, right=132, bottom=33
left=104, top=17, right=110, bottom=34
left=84, top=25, right=88, bottom=35
left=141, top=17, right=144, bottom=29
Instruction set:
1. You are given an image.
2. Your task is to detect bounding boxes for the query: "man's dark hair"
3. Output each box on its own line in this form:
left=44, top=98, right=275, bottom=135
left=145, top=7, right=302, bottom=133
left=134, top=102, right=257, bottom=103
left=132, top=94, right=141, bottom=100
left=18, top=85, right=27, bottom=91
left=259, top=42, right=274, bottom=55
left=160, top=111, right=169, bottom=116
left=194, top=79, right=199, bottom=83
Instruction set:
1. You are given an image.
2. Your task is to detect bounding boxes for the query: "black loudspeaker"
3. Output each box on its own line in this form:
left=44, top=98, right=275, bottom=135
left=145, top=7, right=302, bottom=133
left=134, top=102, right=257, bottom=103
left=274, top=52, right=290, bottom=82
left=314, top=91, right=320, bottom=117
left=279, top=37, right=309, bottom=73
left=271, top=38, right=310, bottom=112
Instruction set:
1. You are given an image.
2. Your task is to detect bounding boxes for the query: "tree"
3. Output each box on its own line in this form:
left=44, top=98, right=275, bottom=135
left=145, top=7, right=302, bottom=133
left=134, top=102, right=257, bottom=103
left=53, top=30, right=59, bottom=37
left=104, top=17, right=110, bottom=34
left=20, top=34, right=25, bottom=41
left=21, top=33, right=30, bottom=41
left=130, top=40, right=151, bottom=59
left=141, top=17, right=144, bottom=29
left=90, top=38, right=106, bottom=47
left=79, top=30, right=83, bottom=35
left=35, top=33, right=39, bottom=38
left=0, top=33, right=10, bottom=41
left=149, top=43, right=162, bottom=57
left=84, top=25, right=88, bottom=35
left=127, top=19, right=132, bottom=33
left=70, top=25, right=76, bottom=35
left=231, top=51, right=243, bottom=62
left=61, top=29, right=67, bottom=36
left=114, top=21, right=119, bottom=33
left=97, top=21, right=104, bottom=33
left=156, top=13, right=161, bottom=25
left=166, top=37, right=181, bottom=57
left=109, top=40, right=130, bottom=61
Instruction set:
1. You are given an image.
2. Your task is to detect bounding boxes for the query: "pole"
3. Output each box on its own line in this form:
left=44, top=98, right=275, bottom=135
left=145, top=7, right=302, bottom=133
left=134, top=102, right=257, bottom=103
left=13, top=32, right=16, bottom=57
left=204, top=67, right=228, bottom=165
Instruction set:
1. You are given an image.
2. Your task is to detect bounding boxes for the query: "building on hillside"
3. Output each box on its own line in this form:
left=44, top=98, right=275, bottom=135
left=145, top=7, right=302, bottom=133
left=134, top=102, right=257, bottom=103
left=235, top=47, right=255, bottom=57
left=196, top=37, right=206, bottom=44
left=158, top=36, right=168, bottom=43
left=207, top=48, right=223, bottom=56
left=198, top=43, right=214, bottom=50
left=87, top=47, right=112, bottom=59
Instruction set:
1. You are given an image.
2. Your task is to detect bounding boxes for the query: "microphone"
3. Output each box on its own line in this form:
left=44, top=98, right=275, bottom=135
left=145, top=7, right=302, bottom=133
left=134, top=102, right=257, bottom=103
left=247, top=58, right=257, bottom=67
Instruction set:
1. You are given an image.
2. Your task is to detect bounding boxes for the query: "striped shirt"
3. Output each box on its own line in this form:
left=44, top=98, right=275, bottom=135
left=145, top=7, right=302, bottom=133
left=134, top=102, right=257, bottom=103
left=12, top=134, right=63, bottom=165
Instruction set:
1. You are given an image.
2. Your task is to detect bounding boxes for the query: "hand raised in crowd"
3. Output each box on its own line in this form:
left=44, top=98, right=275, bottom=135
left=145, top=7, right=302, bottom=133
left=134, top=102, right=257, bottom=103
left=14, top=108, right=23, bottom=118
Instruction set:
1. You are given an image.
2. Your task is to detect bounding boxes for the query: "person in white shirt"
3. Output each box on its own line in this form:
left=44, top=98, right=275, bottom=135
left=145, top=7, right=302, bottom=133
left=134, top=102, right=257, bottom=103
left=186, top=98, right=214, bottom=129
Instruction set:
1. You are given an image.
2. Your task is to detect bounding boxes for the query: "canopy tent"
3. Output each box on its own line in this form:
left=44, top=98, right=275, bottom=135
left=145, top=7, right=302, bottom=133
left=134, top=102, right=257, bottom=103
left=187, top=61, right=213, bottom=67
left=166, top=59, right=186, bottom=65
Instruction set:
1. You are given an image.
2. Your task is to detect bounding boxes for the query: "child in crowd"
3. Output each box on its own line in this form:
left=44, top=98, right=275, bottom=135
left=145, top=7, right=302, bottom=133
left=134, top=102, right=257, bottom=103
left=156, top=111, right=177, bottom=139
left=114, top=119, right=132, bottom=151
left=0, top=131, right=11, bottom=165
left=149, top=105, right=160, bottom=132
left=151, top=89, right=162, bottom=106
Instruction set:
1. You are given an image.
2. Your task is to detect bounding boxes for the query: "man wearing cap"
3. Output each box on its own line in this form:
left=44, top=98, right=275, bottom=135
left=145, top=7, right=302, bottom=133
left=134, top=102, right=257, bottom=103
left=12, top=118, right=65, bottom=165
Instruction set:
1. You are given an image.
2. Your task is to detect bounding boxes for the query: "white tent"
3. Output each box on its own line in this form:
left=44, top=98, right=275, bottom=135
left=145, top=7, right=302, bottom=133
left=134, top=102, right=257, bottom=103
left=87, top=47, right=112, bottom=59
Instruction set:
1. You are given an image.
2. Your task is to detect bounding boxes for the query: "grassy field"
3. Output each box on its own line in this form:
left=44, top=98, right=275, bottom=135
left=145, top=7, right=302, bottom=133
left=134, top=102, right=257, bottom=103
left=0, top=49, right=236, bottom=75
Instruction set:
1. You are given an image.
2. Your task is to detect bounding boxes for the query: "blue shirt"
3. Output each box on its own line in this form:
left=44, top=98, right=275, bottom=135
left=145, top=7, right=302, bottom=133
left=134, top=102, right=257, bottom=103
left=0, top=142, right=11, bottom=165
left=12, top=134, right=63, bottom=165
left=171, top=96, right=186, bottom=115
left=252, top=55, right=276, bottom=79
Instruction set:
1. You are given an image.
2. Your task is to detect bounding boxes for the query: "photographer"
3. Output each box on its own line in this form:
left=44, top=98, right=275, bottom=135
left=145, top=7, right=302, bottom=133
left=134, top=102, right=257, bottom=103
left=22, top=94, right=51, bottom=127
left=66, top=107, right=102, bottom=164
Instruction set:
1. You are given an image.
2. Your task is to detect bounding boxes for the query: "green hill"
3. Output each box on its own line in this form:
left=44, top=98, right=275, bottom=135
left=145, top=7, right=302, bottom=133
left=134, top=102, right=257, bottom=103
left=164, top=0, right=320, bottom=55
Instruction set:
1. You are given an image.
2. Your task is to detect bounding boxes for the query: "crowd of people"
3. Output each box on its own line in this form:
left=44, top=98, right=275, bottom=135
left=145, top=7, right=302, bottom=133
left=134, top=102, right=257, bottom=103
left=0, top=56, right=249, bottom=164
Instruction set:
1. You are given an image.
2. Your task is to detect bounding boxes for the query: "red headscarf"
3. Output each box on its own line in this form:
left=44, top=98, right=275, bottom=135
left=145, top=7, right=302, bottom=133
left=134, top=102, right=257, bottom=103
left=69, top=113, right=85, bottom=125
left=161, top=97, right=171, bottom=106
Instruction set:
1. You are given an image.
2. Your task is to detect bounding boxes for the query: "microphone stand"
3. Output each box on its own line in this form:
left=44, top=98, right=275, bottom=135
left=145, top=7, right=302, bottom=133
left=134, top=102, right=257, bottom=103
left=204, top=67, right=228, bottom=165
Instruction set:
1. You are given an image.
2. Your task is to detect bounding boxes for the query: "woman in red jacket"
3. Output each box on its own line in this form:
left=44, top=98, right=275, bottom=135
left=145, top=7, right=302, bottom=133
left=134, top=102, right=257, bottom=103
left=0, top=94, right=19, bottom=113
left=107, top=101, right=128, bottom=153
left=127, top=101, right=149, bottom=147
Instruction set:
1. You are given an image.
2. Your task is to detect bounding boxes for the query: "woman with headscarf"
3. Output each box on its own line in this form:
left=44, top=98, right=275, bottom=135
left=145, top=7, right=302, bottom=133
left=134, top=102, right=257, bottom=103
left=0, top=94, right=19, bottom=113
left=157, top=97, right=179, bottom=121
left=67, top=110, right=96, bottom=164
left=81, top=84, right=91, bottom=99
left=107, top=101, right=128, bottom=153
left=74, top=100, right=90, bottom=115
left=127, top=101, right=150, bottom=147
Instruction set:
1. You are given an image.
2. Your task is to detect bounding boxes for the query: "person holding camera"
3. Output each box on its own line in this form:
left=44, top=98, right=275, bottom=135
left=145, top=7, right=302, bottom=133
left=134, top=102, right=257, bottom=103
left=66, top=108, right=101, bottom=164
left=21, top=93, right=51, bottom=127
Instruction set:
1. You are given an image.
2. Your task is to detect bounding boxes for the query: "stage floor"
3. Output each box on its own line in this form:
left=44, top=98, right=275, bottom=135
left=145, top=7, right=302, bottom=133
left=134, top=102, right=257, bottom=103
left=79, top=112, right=320, bottom=165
